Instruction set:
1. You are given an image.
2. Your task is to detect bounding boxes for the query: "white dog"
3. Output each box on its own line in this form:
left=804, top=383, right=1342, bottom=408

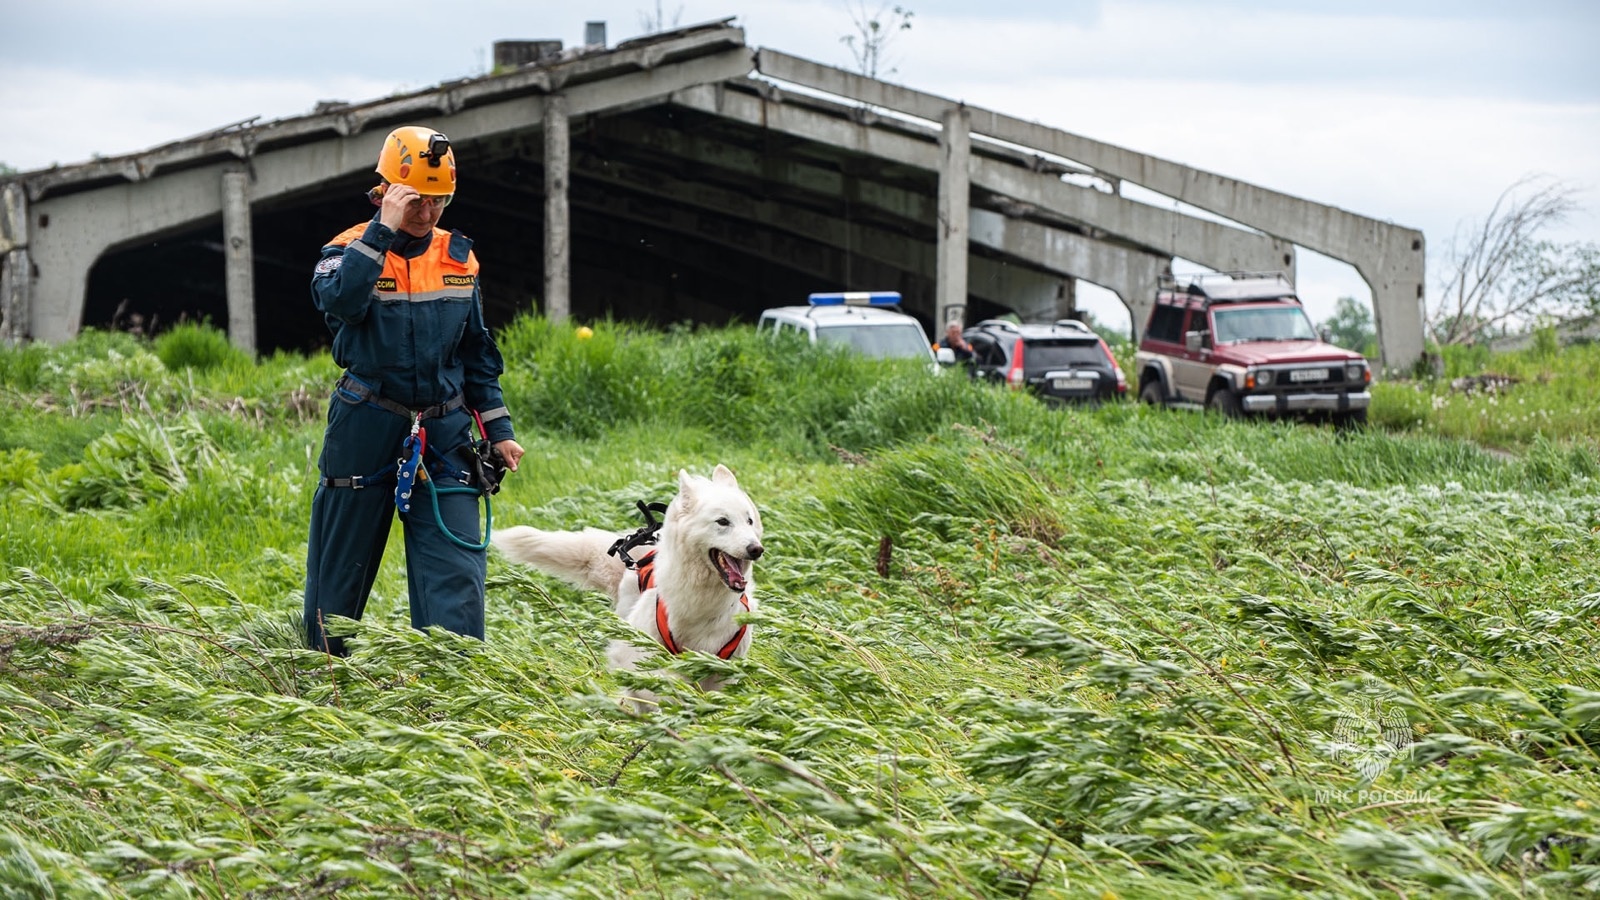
left=493, top=465, right=764, bottom=696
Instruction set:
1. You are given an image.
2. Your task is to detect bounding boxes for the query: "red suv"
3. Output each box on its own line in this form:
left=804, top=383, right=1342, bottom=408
left=1134, top=272, right=1371, bottom=426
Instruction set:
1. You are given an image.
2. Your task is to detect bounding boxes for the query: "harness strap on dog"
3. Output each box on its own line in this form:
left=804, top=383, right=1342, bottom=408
left=654, top=594, right=750, bottom=659
left=337, top=373, right=465, bottom=421
left=634, top=549, right=657, bottom=596
left=636, top=549, right=748, bottom=659
left=607, top=501, right=671, bottom=569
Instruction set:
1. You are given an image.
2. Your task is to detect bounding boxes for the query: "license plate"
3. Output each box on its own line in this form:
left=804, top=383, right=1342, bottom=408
left=1052, top=378, right=1093, bottom=390
left=1289, top=368, right=1328, bottom=383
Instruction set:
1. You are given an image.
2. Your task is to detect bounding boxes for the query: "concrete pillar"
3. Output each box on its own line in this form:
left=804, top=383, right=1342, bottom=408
left=1057, top=278, right=1077, bottom=321
left=936, top=105, right=970, bottom=330
left=1358, top=232, right=1427, bottom=375
left=0, top=249, right=28, bottom=345
left=543, top=93, right=571, bottom=323
left=0, top=182, right=28, bottom=344
left=221, top=169, right=256, bottom=354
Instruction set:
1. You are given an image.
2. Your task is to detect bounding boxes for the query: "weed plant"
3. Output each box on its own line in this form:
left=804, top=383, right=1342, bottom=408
left=1, top=320, right=1598, bottom=897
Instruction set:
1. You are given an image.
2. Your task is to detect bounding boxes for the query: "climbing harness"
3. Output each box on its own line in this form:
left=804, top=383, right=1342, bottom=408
left=319, top=376, right=501, bottom=552
left=607, top=500, right=748, bottom=659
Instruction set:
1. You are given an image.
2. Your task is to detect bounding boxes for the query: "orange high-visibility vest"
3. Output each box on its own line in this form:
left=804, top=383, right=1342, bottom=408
left=327, top=224, right=479, bottom=301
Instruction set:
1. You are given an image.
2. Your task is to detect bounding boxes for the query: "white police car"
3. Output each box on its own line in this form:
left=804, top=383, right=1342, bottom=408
left=757, top=292, right=954, bottom=365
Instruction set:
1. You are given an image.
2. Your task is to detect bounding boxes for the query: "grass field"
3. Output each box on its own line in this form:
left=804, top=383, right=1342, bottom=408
left=1, top=320, right=1597, bottom=897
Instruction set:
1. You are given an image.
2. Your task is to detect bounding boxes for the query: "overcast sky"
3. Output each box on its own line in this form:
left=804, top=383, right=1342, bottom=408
left=3, top=0, right=1596, bottom=331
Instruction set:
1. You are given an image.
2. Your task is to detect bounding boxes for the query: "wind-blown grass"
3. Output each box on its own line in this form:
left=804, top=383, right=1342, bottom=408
left=1, top=319, right=1598, bottom=897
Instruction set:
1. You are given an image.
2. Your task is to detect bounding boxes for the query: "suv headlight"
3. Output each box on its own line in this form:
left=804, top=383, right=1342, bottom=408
left=1346, top=362, right=1364, bottom=383
left=1257, top=369, right=1274, bottom=387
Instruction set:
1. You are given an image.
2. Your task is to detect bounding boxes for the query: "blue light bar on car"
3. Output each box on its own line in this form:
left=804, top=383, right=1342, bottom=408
left=808, top=291, right=903, bottom=307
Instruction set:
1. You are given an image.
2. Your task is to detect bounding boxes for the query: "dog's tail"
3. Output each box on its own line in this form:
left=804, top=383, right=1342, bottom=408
left=492, top=526, right=628, bottom=599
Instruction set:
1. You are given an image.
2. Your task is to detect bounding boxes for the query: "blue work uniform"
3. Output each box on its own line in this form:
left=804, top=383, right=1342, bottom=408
left=303, top=215, right=515, bottom=656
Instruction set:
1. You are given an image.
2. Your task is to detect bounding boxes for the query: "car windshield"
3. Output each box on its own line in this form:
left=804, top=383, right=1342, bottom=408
left=1212, top=306, right=1317, bottom=343
left=816, top=323, right=931, bottom=360
left=1023, top=340, right=1105, bottom=369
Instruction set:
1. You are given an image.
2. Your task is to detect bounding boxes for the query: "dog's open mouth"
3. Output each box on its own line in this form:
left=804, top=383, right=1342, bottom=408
left=709, top=549, right=748, bottom=592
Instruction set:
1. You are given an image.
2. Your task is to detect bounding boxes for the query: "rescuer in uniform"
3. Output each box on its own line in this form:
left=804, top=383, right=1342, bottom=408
left=304, top=125, right=525, bottom=656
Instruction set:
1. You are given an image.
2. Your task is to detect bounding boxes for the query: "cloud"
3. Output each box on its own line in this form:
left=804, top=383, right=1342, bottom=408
left=0, top=67, right=395, bottom=169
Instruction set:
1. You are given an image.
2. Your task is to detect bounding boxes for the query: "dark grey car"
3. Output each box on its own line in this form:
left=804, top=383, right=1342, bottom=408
left=963, top=319, right=1127, bottom=403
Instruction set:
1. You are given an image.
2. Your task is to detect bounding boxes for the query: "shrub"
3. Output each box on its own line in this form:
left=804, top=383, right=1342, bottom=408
left=154, top=321, right=251, bottom=373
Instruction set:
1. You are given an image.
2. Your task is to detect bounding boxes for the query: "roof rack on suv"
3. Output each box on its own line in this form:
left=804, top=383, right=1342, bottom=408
left=1052, top=319, right=1092, bottom=333
left=1158, top=271, right=1296, bottom=304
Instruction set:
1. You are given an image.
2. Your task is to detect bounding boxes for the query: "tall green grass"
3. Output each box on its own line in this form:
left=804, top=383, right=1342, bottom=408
left=1, top=319, right=1598, bottom=897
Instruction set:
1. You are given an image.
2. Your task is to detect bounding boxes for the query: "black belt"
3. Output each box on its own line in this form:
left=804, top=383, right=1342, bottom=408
left=337, top=374, right=464, bottom=421
left=320, top=470, right=395, bottom=490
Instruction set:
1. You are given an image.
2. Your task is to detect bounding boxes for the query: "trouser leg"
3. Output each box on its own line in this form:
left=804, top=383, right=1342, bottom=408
left=402, top=414, right=487, bottom=642
left=304, top=395, right=407, bottom=655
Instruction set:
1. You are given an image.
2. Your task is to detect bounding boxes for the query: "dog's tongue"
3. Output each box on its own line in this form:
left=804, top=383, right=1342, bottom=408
left=715, top=550, right=747, bottom=592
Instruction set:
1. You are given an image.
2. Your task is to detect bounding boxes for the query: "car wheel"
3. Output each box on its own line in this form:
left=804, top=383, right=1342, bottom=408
left=1206, top=388, right=1243, bottom=418
left=1139, top=379, right=1165, bottom=406
left=1333, top=408, right=1368, bottom=429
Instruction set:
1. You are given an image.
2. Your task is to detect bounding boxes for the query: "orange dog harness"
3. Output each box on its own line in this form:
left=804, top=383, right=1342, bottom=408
left=634, top=550, right=749, bottom=659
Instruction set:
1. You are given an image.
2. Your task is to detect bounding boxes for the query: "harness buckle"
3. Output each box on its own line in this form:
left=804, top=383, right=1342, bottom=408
left=607, top=500, right=670, bottom=569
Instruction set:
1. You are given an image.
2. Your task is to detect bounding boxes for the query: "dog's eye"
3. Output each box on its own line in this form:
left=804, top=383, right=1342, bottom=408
left=716, top=516, right=730, bottom=527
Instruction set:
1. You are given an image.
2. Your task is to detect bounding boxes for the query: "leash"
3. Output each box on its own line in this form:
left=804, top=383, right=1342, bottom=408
left=410, top=410, right=502, bottom=552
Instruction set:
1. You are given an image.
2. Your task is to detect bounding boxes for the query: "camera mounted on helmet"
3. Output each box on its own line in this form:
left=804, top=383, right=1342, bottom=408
left=423, top=134, right=450, bottom=167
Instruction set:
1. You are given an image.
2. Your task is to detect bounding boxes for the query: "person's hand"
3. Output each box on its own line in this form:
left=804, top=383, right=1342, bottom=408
left=378, top=183, right=419, bottom=232
left=493, top=439, right=525, bottom=473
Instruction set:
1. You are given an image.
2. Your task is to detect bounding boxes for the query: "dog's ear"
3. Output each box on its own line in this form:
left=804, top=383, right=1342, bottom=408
left=711, top=464, right=738, bottom=487
left=677, top=468, right=696, bottom=506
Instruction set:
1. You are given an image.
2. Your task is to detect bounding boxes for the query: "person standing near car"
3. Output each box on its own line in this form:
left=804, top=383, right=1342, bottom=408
left=303, top=125, right=525, bottom=656
left=941, top=320, right=975, bottom=362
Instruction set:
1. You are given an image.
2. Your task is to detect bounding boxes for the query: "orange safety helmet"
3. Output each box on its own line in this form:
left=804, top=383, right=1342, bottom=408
left=374, top=125, right=457, bottom=195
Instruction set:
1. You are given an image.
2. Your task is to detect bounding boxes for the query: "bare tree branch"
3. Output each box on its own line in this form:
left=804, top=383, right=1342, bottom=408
left=840, top=2, right=914, bottom=79
left=1429, top=175, right=1598, bottom=345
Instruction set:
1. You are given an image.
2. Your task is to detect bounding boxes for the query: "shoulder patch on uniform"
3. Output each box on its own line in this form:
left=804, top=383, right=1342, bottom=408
left=314, top=255, right=342, bottom=275
left=447, top=231, right=473, bottom=263
left=374, top=277, right=399, bottom=291
left=442, top=274, right=476, bottom=287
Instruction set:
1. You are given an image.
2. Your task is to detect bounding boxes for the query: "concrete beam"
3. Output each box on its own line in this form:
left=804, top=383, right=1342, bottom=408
left=969, top=208, right=1166, bottom=338
left=669, top=84, right=1291, bottom=276
left=756, top=48, right=1425, bottom=371
left=17, top=25, right=749, bottom=202
left=23, top=48, right=758, bottom=342
left=568, top=156, right=1062, bottom=313
left=574, top=134, right=1163, bottom=322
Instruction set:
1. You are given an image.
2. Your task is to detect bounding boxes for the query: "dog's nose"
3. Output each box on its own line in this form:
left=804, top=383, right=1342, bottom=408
left=747, top=543, right=764, bottom=560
